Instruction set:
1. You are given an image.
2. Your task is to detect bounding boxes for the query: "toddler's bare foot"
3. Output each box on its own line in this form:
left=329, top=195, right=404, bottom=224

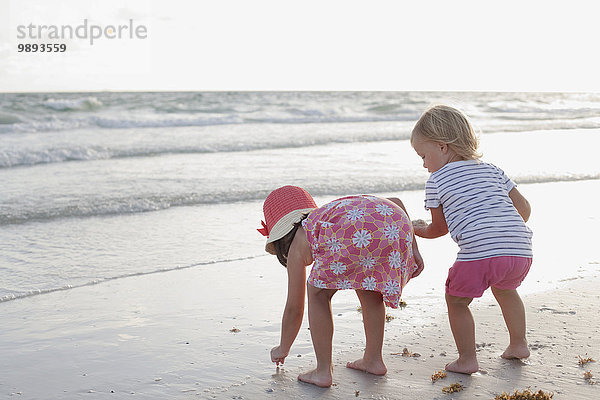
left=298, top=368, right=332, bottom=388
left=346, top=358, right=387, bottom=375
left=501, top=343, right=530, bottom=359
left=445, top=357, right=479, bottom=374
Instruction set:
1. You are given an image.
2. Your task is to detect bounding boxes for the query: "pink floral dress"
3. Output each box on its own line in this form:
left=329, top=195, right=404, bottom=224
left=301, top=195, right=417, bottom=308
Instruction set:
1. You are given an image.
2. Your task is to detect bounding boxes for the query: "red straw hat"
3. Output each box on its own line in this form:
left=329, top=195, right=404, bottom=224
left=258, top=185, right=317, bottom=254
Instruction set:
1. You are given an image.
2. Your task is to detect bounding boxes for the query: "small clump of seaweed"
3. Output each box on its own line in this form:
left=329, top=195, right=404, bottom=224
left=584, top=371, right=596, bottom=384
left=441, top=382, right=463, bottom=393
left=577, top=354, right=595, bottom=366
left=390, top=347, right=421, bottom=358
left=229, top=327, right=241, bottom=333
left=494, top=389, right=553, bottom=399
left=431, top=370, right=447, bottom=383
left=385, top=313, right=395, bottom=322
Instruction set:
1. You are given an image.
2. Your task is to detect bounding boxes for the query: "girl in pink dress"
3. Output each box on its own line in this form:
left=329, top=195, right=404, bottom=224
left=258, top=185, right=424, bottom=387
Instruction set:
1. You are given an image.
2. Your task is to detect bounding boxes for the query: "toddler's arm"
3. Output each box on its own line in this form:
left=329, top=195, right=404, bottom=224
left=413, top=206, right=448, bottom=239
left=508, top=187, right=531, bottom=222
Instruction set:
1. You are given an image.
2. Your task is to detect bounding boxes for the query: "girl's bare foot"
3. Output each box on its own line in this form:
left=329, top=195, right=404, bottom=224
left=501, top=343, right=530, bottom=359
left=298, top=368, right=332, bottom=388
left=445, top=357, right=479, bottom=374
left=346, top=358, right=387, bottom=375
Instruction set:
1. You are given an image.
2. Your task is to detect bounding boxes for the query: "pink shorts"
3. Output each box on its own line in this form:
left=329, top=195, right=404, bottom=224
left=445, top=256, right=532, bottom=298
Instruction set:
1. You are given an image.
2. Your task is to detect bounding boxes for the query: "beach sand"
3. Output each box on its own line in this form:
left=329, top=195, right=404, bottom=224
left=1, top=180, right=599, bottom=399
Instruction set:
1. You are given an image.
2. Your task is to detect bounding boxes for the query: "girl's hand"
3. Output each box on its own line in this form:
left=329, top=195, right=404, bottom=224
left=411, top=246, right=425, bottom=278
left=410, top=219, right=426, bottom=278
left=270, top=345, right=289, bottom=366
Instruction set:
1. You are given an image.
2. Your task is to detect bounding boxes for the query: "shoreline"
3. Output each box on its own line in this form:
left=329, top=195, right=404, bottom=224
left=2, top=179, right=599, bottom=304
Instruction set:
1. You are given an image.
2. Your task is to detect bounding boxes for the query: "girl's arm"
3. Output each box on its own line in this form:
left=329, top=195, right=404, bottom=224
left=508, top=187, right=531, bottom=222
left=270, top=229, right=311, bottom=366
left=413, top=206, right=448, bottom=239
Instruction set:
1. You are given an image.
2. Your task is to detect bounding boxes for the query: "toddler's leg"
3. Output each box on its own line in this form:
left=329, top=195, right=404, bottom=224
left=346, top=290, right=387, bottom=375
left=445, top=294, right=479, bottom=374
left=298, top=285, right=336, bottom=388
left=491, top=287, right=529, bottom=359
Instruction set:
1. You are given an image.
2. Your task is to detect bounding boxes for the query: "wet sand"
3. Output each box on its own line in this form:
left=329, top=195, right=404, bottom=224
left=1, top=256, right=599, bottom=399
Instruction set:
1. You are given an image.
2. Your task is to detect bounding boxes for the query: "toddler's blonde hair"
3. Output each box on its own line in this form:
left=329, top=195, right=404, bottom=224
left=411, top=104, right=482, bottom=160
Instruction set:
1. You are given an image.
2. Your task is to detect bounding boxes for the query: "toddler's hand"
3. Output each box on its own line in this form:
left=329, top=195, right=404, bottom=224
left=270, top=345, right=288, bottom=366
left=412, top=219, right=428, bottom=237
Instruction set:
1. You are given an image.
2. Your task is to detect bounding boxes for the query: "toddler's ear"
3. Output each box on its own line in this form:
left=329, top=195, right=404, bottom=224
left=439, top=142, right=448, bottom=153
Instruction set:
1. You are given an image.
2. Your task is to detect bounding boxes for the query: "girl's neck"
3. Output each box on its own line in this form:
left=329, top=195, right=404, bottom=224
left=445, top=151, right=467, bottom=165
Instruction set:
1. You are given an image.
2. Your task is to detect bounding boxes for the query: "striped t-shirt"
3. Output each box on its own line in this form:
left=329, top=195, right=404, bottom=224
left=425, top=160, right=533, bottom=261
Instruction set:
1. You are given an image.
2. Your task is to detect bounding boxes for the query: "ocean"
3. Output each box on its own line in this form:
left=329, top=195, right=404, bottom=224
left=1, top=91, right=600, bottom=303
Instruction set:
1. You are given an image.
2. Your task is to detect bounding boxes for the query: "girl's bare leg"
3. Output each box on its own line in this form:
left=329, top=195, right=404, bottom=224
left=445, top=293, right=479, bottom=374
left=346, top=289, right=387, bottom=375
left=298, top=285, right=336, bottom=388
left=491, top=287, right=530, bottom=359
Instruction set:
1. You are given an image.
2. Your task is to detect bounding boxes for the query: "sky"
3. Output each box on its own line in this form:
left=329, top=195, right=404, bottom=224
left=1, top=0, right=599, bottom=93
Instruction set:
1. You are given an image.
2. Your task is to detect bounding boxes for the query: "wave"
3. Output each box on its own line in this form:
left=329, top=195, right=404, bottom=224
left=3, top=113, right=598, bottom=138
left=0, top=132, right=413, bottom=168
left=4, top=124, right=600, bottom=169
left=0, top=146, right=113, bottom=168
left=0, top=113, right=22, bottom=124
left=0, top=191, right=275, bottom=225
left=2, top=91, right=600, bottom=136
left=2, top=173, right=599, bottom=226
left=0, top=186, right=407, bottom=225
left=485, top=99, right=600, bottom=115
left=42, top=96, right=103, bottom=111
left=0, top=113, right=421, bottom=134
left=511, top=174, right=600, bottom=185
left=245, top=114, right=419, bottom=125
left=0, top=254, right=266, bottom=304
left=0, top=114, right=244, bottom=134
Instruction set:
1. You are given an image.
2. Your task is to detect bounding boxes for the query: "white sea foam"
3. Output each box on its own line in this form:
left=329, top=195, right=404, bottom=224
left=2, top=172, right=598, bottom=226
left=1, top=128, right=599, bottom=225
